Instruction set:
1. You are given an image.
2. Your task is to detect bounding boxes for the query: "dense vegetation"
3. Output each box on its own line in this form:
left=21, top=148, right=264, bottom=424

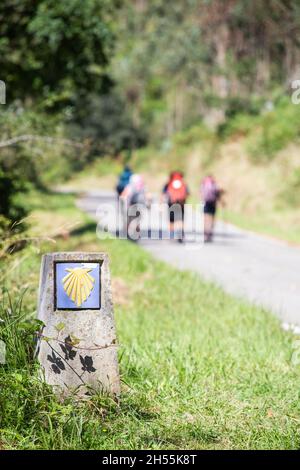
left=112, top=0, right=300, bottom=139
left=0, top=0, right=139, bottom=230
left=1, top=192, right=299, bottom=450
left=1, top=0, right=300, bottom=231
left=1, top=2, right=300, bottom=450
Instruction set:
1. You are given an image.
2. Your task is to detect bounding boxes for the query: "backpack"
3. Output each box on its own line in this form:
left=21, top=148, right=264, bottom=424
left=130, top=189, right=146, bottom=206
left=117, top=169, right=132, bottom=194
left=201, top=177, right=218, bottom=203
left=127, top=174, right=146, bottom=206
left=167, top=174, right=187, bottom=204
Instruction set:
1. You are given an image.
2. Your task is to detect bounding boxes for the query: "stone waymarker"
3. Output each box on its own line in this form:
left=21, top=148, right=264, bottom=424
left=37, top=252, right=120, bottom=397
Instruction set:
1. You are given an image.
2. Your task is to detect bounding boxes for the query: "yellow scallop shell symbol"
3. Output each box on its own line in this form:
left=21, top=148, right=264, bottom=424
left=62, top=267, right=95, bottom=307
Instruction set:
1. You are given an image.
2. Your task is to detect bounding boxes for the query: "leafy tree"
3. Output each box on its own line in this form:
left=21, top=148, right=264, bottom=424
left=0, top=163, right=27, bottom=228
left=71, top=91, right=147, bottom=157
left=0, top=0, right=115, bottom=107
left=0, top=0, right=120, bottom=229
left=112, top=0, right=300, bottom=140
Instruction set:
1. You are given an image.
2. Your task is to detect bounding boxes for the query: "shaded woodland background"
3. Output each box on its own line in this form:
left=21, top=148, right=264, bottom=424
left=1, top=0, right=300, bottom=229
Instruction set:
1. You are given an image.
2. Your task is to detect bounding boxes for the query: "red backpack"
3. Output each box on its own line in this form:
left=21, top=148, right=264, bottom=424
left=167, top=173, right=187, bottom=204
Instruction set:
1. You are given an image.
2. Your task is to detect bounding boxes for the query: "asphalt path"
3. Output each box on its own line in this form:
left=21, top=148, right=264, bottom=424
left=77, top=190, right=300, bottom=327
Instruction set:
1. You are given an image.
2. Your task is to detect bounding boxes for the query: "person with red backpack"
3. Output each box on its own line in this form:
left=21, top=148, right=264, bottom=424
left=201, top=175, right=224, bottom=243
left=162, top=171, right=189, bottom=242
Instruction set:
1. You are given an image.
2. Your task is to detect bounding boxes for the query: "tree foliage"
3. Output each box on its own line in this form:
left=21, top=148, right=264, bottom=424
left=0, top=0, right=118, bottom=227
left=112, top=0, right=300, bottom=139
left=2, top=0, right=300, bottom=227
left=0, top=0, right=115, bottom=107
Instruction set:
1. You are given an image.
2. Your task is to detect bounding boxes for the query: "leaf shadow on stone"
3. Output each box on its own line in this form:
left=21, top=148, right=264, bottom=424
left=59, top=335, right=77, bottom=361
left=47, top=351, right=65, bottom=375
left=80, top=355, right=96, bottom=373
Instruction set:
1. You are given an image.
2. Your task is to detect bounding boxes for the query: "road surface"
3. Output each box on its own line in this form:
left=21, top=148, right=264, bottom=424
left=77, top=190, right=300, bottom=327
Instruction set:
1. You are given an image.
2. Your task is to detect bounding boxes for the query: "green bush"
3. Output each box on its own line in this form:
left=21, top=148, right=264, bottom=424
left=217, top=96, right=300, bottom=162
left=0, top=165, right=28, bottom=228
left=173, top=123, right=214, bottom=148
left=281, top=167, right=300, bottom=206
left=246, top=98, right=300, bottom=161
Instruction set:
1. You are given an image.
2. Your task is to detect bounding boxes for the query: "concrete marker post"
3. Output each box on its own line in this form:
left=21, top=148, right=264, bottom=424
left=36, top=252, right=120, bottom=398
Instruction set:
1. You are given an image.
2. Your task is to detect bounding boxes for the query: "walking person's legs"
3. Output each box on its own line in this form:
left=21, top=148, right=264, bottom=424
left=169, top=221, right=175, bottom=238
left=169, top=203, right=185, bottom=242
left=209, top=214, right=215, bottom=241
left=168, top=206, right=175, bottom=239
left=203, top=202, right=216, bottom=242
left=204, top=213, right=212, bottom=242
left=120, top=197, right=128, bottom=237
left=177, top=204, right=185, bottom=243
left=127, top=204, right=143, bottom=242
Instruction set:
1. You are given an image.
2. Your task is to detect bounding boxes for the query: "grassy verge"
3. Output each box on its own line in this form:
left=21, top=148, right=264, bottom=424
left=222, top=208, right=300, bottom=245
left=57, top=157, right=123, bottom=192
left=26, top=190, right=89, bottom=238
left=1, top=191, right=300, bottom=449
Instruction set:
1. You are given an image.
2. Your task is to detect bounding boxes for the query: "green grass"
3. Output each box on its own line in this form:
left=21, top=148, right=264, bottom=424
left=1, top=191, right=300, bottom=449
left=222, top=209, right=300, bottom=245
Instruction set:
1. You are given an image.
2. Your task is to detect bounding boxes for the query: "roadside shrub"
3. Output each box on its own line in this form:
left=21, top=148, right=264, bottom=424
left=246, top=98, right=300, bottom=162
left=281, top=167, right=300, bottom=206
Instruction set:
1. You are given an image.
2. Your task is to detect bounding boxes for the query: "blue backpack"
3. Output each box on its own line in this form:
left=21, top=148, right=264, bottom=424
left=117, top=168, right=132, bottom=194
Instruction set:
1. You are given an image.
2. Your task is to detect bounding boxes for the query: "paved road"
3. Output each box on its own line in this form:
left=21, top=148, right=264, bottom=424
left=77, top=190, right=300, bottom=326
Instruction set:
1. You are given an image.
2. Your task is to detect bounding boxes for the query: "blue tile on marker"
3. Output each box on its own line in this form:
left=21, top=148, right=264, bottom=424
left=55, top=262, right=101, bottom=310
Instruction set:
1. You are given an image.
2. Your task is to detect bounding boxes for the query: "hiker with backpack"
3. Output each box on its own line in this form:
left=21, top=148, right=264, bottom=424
left=162, top=171, right=189, bottom=243
left=116, top=165, right=133, bottom=198
left=121, top=174, right=147, bottom=241
left=201, top=175, right=224, bottom=243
